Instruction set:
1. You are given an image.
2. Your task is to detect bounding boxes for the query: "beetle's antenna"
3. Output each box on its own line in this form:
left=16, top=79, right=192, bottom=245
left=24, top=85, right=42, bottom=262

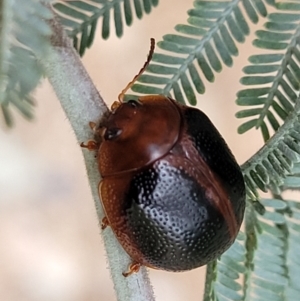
left=118, top=38, right=155, bottom=103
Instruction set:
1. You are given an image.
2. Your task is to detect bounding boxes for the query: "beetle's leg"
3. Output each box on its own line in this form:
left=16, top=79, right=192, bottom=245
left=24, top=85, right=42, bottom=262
left=80, top=121, right=102, bottom=150
left=122, top=262, right=141, bottom=277
left=80, top=140, right=99, bottom=151
left=101, top=216, right=109, bottom=230
left=111, top=101, right=121, bottom=111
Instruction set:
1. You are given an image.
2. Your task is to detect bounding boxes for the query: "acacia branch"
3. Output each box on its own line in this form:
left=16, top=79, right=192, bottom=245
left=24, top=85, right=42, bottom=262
left=41, top=14, right=155, bottom=301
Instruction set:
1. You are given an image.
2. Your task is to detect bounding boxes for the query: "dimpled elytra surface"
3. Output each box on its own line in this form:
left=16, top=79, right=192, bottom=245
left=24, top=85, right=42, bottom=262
left=183, top=107, right=245, bottom=225
left=122, top=159, right=231, bottom=271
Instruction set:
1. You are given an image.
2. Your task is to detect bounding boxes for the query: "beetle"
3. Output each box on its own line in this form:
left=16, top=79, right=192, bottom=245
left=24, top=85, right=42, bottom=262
left=82, top=38, right=246, bottom=277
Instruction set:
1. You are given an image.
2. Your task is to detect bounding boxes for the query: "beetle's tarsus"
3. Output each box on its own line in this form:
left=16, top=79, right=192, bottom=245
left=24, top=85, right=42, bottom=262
left=80, top=140, right=99, bottom=151
left=122, top=262, right=141, bottom=277
left=101, top=216, right=109, bottom=230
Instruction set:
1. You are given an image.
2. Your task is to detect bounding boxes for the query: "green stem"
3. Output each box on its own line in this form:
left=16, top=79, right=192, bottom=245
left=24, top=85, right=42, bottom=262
left=243, top=204, right=257, bottom=301
left=203, top=260, right=217, bottom=301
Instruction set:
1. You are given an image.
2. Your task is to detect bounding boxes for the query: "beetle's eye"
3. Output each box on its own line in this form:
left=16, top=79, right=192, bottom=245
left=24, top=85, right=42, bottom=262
left=127, top=99, right=141, bottom=107
left=104, top=127, right=122, bottom=141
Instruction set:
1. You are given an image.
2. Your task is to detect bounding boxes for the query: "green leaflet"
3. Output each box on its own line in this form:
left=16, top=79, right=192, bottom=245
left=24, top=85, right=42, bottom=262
left=0, top=0, right=52, bottom=126
left=236, top=5, right=300, bottom=141
left=206, top=198, right=300, bottom=301
left=241, top=100, right=300, bottom=199
left=204, top=232, right=246, bottom=301
left=129, top=0, right=269, bottom=105
left=53, top=0, right=159, bottom=55
left=246, top=200, right=300, bottom=301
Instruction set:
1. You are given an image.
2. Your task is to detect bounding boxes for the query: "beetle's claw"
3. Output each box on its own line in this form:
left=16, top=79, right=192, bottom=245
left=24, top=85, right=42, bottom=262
left=101, top=216, right=109, bottom=230
left=80, top=140, right=99, bottom=151
left=89, top=122, right=97, bottom=132
left=122, top=262, right=141, bottom=277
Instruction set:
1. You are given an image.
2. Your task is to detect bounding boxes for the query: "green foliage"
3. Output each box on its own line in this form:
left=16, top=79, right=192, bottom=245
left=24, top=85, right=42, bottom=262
left=53, top=0, right=159, bottom=56
left=130, top=0, right=272, bottom=105
left=236, top=7, right=300, bottom=141
left=241, top=100, right=300, bottom=200
left=243, top=200, right=288, bottom=301
left=0, top=0, right=52, bottom=126
left=204, top=232, right=246, bottom=301
left=205, top=198, right=300, bottom=301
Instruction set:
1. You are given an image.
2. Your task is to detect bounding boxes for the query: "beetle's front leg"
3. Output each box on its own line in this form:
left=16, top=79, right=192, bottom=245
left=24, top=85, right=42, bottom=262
left=80, top=121, right=102, bottom=151
left=80, top=140, right=99, bottom=151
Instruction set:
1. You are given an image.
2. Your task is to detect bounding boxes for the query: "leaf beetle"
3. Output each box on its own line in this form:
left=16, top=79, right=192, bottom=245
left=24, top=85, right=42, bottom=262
left=82, top=39, right=246, bottom=276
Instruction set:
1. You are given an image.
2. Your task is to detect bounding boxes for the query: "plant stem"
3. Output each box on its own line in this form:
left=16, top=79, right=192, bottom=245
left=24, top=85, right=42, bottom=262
left=41, top=13, right=155, bottom=301
left=203, top=261, right=216, bottom=301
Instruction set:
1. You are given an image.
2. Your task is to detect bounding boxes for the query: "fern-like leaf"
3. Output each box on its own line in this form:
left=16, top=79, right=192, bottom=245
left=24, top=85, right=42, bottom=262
left=285, top=200, right=300, bottom=301
left=244, top=199, right=288, bottom=301
left=128, top=0, right=271, bottom=106
left=0, top=0, right=52, bottom=126
left=204, top=232, right=246, bottom=301
left=53, top=0, right=159, bottom=56
left=205, top=197, right=300, bottom=301
left=241, top=98, right=300, bottom=199
left=236, top=4, right=300, bottom=141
